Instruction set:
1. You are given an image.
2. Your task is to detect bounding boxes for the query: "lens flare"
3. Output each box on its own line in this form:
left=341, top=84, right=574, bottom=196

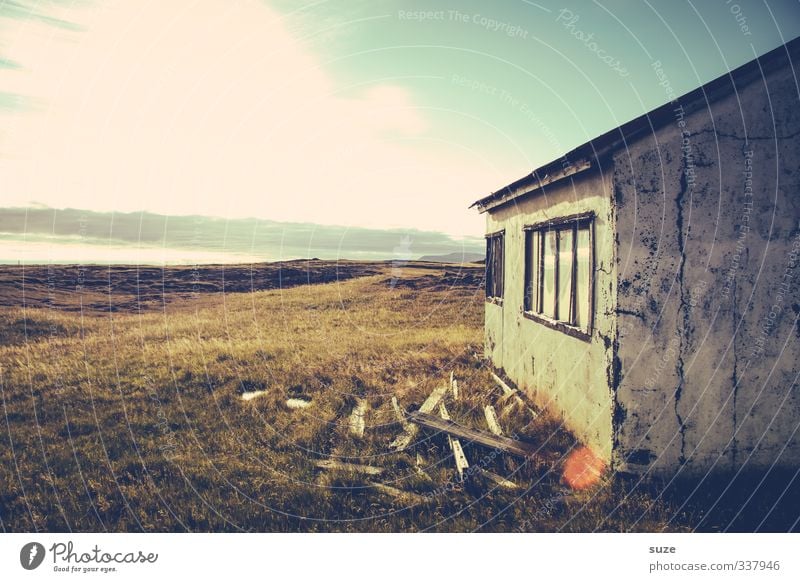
left=562, top=446, right=606, bottom=490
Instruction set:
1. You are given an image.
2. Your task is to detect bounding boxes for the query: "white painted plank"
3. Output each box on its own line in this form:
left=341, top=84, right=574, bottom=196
left=419, top=384, right=449, bottom=413
left=240, top=390, right=268, bottom=401
left=286, top=398, right=312, bottom=409
left=314, top=459, right=383, bottom=476
left=480, top=469, right=519, bottom=490
left=391, top=396, right=410, bottom=429
left=491, top=372, right=514, bottom=396
left=491, top=373, right=538, bottom=419
left=483, top=405, right=503, bottom=436
left=440, top=403, right=469, bottom=480
left=349, top=399, right=367, bottom=437
left=390, top=385, right=448, bottom=451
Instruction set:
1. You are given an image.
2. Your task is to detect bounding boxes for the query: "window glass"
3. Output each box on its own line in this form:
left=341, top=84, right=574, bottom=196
left=525, top=230, right=538, bottom=311
left=575, top=226, right=591, bottom=330
left=523, top=216, right=594, bottom=335
left=486, top=233, right=504, bottom=299
left=557, top=228, right=573, bottom=322
left=542, top=229, right=556, bottom=318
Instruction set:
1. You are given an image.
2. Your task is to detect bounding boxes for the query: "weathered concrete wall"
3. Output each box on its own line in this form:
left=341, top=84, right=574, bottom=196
left=484, top=170, right=617, bottom=460
left=613, top=59, right=800, bottom=476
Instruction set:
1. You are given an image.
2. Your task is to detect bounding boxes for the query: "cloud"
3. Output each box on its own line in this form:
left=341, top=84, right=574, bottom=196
left=0, top=0, right=84, bottom=31
left=0, top=91, right=33, bottom=110
left=0, top=0, right=497, bottom=235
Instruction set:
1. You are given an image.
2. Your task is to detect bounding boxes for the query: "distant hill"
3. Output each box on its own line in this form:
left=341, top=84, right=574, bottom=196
left=0, top=206, right=485, bottom=264
left=418, top=252, right=484, bottom=263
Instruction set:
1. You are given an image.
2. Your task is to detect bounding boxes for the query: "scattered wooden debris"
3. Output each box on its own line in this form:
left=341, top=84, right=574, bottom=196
left=449, top=371, right=459, bottom=401
left=314, top=459, right=384, bottom=476
left=479, top=468, right=519, bottom=490
left=491, top=372, right=514, bottom=397
left=389, top=384, right=448, bottom=451
left=420, top=384, right=449, bottom=413
left=439, top=403, right=469, bottom=480
left=240, top=390, right=268, bottom=401
left=286, top=398, right=312, bottom=409
left=491, top=372, right=538, bottom=420
left=371, top=482, right=430, bottom=505
left=349, top=399, right=367, bottom=437
left=407, top=410, right=538, bottom=458
left=391, top=396, right=410, bottom=429
left=483, top=405, right=503, bottom=436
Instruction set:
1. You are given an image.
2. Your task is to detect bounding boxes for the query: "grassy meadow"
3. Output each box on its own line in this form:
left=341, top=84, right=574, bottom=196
left=0, top=261, right=786, bottom=532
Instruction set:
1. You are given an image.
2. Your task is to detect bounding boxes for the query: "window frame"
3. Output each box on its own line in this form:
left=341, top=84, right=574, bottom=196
left=523, top=212, right=595, bottom=340
left=485, top=229, right=505, bottom=304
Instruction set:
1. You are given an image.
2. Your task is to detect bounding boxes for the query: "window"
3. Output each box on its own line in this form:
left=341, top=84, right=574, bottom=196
left=485, top=231, right=504, bottom=301
left=524, top=214, right=593, bottom=336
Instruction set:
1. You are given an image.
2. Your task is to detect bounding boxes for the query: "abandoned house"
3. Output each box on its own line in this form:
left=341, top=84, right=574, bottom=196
left=472, top=37, right=800, bottom=477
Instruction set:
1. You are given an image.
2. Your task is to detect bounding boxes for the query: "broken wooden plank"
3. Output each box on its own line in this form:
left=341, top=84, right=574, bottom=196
left=407, top=410, right=538, bottom=458
left=483, top=405, right=503, bottom=436
left=491, top=372, right=514, bottom=396
left=414, top=453, right=432, bottom=481
left=389, top=430, right=415, bottom=452
left=438, top=402, right=452, bottom=431
left=389, top=385, right=449, bottom=451
left=480, top=468, right=519, bottom=490
left=449, top=371, right=459, bottom=400
left=419, top=384, right=449, bottom=413
left=314, top=459, right=383, bottom=476
left=491, top=373, right=538, bottom=419
left=491, top=372, right=524, bottom=406
left=241, top=390, right=268, bottom=401
left=451, top=440, right=469, bottom=481
left=349, top=399, right=367, bottom=437
left=286, top=398, right=312, bottom=409
left=371, top=482, right=430, bottom=505
left=391, top=396, right=410, bottom=429
left=439, top=403, right=469, bottom=480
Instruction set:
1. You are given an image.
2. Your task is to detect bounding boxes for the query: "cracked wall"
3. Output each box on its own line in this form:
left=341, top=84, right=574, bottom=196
left=612, top=58, right=800, bottom=476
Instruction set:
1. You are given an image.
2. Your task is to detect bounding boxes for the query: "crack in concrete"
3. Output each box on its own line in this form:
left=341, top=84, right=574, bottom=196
left=616, top=308, right=645, bottom=320
left=732, top=282, right=739, bottom=468
left=674, top=167, right=691, bottom=466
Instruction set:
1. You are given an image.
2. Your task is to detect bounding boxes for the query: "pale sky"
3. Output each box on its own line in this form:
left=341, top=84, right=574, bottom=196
left=2, top=0, right=799, bottom=236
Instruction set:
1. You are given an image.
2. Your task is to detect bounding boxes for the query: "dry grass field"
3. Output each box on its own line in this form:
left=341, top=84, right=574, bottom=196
left=0, top=261, right=793, bottom=532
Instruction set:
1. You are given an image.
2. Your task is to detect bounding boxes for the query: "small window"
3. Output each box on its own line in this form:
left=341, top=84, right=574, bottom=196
left=524, top=215, right=593, bottom=335
left=485, top=231, right=504, bottom=301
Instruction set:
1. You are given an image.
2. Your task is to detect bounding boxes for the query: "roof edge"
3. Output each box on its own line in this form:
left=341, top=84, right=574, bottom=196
left=471, top=35, right=800, bottom=213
